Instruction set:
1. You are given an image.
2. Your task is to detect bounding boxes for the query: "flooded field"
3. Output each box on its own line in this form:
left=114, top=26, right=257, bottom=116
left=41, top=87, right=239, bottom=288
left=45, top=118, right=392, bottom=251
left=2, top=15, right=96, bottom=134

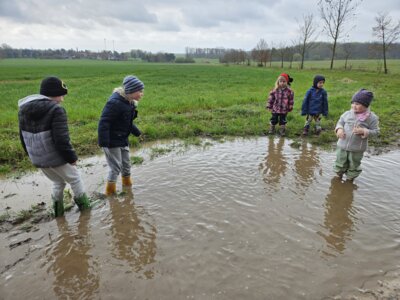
left=1, top=137, right=399, bottom=299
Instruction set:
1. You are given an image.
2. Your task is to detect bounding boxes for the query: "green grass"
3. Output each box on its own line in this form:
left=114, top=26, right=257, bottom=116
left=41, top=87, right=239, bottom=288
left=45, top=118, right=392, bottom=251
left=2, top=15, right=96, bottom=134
left=1, top=58, right=400, bottom=174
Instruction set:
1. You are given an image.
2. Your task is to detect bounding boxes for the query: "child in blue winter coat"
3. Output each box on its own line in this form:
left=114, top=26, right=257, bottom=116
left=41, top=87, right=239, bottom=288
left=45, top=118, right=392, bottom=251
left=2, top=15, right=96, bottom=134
left=301, top=75, right=328, bottom=135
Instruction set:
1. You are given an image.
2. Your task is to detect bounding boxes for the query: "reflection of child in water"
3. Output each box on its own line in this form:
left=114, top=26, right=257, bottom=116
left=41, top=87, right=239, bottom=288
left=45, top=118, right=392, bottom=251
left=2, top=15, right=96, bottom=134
left=109, top=191, right=157, bottom=279
left=319, top=177, right=357, bottom=255
left=260, top=137, right=287, bottom=185
left=294, top=141, right=320, bottom=186
left=334, top=89, right=380, bottom=180
left=51, top=215, right=99, bottom=298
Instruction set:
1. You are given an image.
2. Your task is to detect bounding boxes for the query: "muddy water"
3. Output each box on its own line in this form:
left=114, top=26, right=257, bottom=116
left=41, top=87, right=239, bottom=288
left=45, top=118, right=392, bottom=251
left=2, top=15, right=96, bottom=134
left=1, top=137, right=399, bottom=299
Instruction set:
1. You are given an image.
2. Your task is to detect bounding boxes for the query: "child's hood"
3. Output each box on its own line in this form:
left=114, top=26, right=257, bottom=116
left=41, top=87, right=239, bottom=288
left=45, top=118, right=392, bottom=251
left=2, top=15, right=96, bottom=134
left=18, top=94, right=50, bottom=107
left=313, top=75, right=325, bottom=88
left=18, top=94, right=58, bottom=120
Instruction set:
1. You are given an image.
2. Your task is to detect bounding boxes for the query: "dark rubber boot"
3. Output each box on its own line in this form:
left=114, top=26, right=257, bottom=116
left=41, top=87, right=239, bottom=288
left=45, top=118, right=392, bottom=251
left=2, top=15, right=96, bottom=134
left=53, top=200, right=65, bottom=218
left=74, top=193, right=91, bottom=211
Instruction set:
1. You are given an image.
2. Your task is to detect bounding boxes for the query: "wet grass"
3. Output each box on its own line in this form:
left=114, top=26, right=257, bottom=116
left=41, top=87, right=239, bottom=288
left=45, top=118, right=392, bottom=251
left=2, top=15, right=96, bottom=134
left=131, top=156, right=144, bottom=165
left=1, top=59, right=399, bottom=174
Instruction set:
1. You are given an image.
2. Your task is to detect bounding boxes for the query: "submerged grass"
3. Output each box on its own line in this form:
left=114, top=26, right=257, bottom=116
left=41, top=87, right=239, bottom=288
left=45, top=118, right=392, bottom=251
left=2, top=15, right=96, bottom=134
left=1, top=59, right=399, bottom=174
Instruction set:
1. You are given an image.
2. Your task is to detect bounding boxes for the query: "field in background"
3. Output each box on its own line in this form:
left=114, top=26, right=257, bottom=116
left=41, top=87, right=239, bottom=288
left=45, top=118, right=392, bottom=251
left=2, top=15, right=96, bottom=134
left=1, top=59, right=399, bottom=174
left=193, top=57, right=400, bottom=74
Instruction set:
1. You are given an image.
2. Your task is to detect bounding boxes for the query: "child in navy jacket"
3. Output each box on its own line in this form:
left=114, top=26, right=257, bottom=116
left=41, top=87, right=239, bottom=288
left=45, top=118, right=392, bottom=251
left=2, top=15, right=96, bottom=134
left=301, top=75, right=328, bottom=135
left=98, top=75, right=144, bottom=195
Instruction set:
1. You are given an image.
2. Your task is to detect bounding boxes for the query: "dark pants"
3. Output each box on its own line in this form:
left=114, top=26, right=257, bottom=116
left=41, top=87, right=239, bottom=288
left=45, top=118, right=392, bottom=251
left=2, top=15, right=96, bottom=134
left=270, top=113, right=287, bottom=126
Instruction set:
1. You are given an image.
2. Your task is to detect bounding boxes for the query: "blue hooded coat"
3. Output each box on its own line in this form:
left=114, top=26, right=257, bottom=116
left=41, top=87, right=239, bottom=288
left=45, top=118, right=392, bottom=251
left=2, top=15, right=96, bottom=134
left=301, top=75, right=328, bottom=116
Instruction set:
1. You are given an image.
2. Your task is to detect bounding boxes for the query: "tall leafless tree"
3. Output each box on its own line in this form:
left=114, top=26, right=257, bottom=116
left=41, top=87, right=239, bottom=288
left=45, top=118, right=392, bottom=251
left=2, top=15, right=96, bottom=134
left=251, top=39, right=270, bottom=67
left=342, top=42, right=353, bottom=70
left=277, top=42, right=287, bottom=68
left=372, top=12, right=400, bottom=74
left=297, top=13, right=318, bottom=69
left=319, top=0, right=360, bottom=69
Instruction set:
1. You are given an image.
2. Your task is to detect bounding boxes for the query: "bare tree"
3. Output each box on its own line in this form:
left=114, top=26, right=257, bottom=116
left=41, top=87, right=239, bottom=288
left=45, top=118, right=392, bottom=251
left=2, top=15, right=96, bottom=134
left=372, top=12, right=400, bottom=74
left=251, top=39, right=270, bottom=66
left=319, top=0, right=360, bottom=69
left=342, top=42, right=353, bottom=70
left=277, top=42, right=287, bottom=68
left=297, top=13, right=318, bottom=69
left=286, top=43, right=297, bottom=69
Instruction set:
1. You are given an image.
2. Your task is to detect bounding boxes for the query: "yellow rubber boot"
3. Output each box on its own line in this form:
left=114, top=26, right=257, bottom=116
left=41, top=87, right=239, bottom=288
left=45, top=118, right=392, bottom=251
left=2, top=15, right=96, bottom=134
left=121, top=176, right=133, bottom=187
left=105, top=181, right=117, bottom=196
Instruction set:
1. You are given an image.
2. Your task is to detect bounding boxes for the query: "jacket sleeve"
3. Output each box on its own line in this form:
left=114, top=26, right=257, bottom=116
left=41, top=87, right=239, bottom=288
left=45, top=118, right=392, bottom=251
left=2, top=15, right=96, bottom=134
left=131, top=124, right=141, bottom=137
left=266, top=90, right=274, bottom=109
left=301, top=90, right=310, bottom=116
left=322, top=90, right=329, bottom=117
left=288, top=90, right=294, bottom=112
left=98, top=101, right=118, bottom=147
left=19, top=128, right=28, bottom=155
left=52, top=106, right=78, bottom=164
left=367, top=114, right=380, bottom=137
left=335, top=112, right=346, bottom=132
left=130, top=109, right=141, bottom=137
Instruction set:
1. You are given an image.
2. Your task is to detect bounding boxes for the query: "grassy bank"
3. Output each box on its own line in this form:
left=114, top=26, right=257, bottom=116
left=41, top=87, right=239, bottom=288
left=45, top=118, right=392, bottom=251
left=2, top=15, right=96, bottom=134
left=1, top=59, right=399, bottom=174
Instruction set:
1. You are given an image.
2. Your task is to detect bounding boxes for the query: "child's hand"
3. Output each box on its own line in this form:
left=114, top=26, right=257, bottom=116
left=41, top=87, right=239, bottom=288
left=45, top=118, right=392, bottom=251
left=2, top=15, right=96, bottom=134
left=336, top=128, right=345, bottom=139
left=353, top=126, right=365, bottom=135
left=353, top=126, right=368, bottom=138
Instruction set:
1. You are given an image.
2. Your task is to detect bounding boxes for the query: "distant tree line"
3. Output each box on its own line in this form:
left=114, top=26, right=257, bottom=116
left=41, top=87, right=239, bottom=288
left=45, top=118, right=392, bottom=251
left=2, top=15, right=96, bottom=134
left=0, top=44, right=176, bottom=63
left=130, top=49, right=175, bottom=62
left=1, top=42, right=399, bottom=63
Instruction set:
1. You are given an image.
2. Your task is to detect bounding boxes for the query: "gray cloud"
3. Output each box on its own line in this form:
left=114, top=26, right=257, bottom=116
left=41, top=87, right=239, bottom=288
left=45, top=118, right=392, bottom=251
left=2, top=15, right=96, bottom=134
left=0, top=0, right=399, bottom=52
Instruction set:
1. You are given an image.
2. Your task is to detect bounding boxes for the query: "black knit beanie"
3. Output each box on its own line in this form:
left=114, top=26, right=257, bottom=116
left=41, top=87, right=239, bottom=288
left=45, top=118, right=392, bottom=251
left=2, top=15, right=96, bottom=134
left=40, top=76, right=68, bottom=97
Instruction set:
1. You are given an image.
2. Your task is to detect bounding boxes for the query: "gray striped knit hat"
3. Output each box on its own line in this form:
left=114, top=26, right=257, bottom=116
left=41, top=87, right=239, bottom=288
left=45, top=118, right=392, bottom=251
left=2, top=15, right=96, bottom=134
left=123, top=75, right=144, bottom=94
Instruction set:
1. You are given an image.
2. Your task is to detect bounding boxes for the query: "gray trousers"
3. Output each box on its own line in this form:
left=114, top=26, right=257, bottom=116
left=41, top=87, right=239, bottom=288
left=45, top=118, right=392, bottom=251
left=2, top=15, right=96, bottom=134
left=41, top=163, right=86, bottom=202
left=103, top=146, right=131, bottom=182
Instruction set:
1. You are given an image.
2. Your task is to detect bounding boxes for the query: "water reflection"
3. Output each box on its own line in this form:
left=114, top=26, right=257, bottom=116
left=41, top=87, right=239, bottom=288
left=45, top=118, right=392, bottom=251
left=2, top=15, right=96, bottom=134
left=318, top=177, right=358, bottom=256
left=260, top=137, right=287, bottom=186
left=294, top=141, right=320, bottom=186
left=49, top=213, right=99, bottom=299
left=109, top=188, right=157, bottom=279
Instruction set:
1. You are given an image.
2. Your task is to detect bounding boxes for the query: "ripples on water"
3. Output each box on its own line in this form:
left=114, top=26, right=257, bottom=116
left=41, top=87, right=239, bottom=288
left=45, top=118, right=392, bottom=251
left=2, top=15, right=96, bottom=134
left=1, top=137, right=399, bottom=299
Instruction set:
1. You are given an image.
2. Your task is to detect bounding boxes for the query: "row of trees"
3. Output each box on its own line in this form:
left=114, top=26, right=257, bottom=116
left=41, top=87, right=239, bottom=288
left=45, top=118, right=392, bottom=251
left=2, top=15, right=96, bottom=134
left=2, top=41, right=398, bottom=63
left=299, top=0, right=400, bottom=73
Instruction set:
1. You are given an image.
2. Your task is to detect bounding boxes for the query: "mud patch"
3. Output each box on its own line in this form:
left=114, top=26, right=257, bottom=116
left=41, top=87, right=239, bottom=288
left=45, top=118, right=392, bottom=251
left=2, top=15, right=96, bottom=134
left=340, top=77, right=356, bottom=84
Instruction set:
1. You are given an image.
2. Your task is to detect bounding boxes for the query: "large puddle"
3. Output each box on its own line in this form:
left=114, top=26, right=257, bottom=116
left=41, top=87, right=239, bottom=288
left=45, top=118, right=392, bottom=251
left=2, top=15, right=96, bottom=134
left=1, top=137, right=399, bottom=299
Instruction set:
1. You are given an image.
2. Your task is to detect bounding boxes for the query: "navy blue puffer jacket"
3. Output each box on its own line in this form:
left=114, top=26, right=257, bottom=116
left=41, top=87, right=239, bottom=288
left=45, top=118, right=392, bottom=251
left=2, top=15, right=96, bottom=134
left=98, top=92, right=141, bottom=148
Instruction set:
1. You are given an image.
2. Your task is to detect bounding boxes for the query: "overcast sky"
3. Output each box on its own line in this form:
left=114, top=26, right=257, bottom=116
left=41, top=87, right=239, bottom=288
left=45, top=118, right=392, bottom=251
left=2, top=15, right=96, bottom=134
left=1, top=0, right=400, bottom=53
